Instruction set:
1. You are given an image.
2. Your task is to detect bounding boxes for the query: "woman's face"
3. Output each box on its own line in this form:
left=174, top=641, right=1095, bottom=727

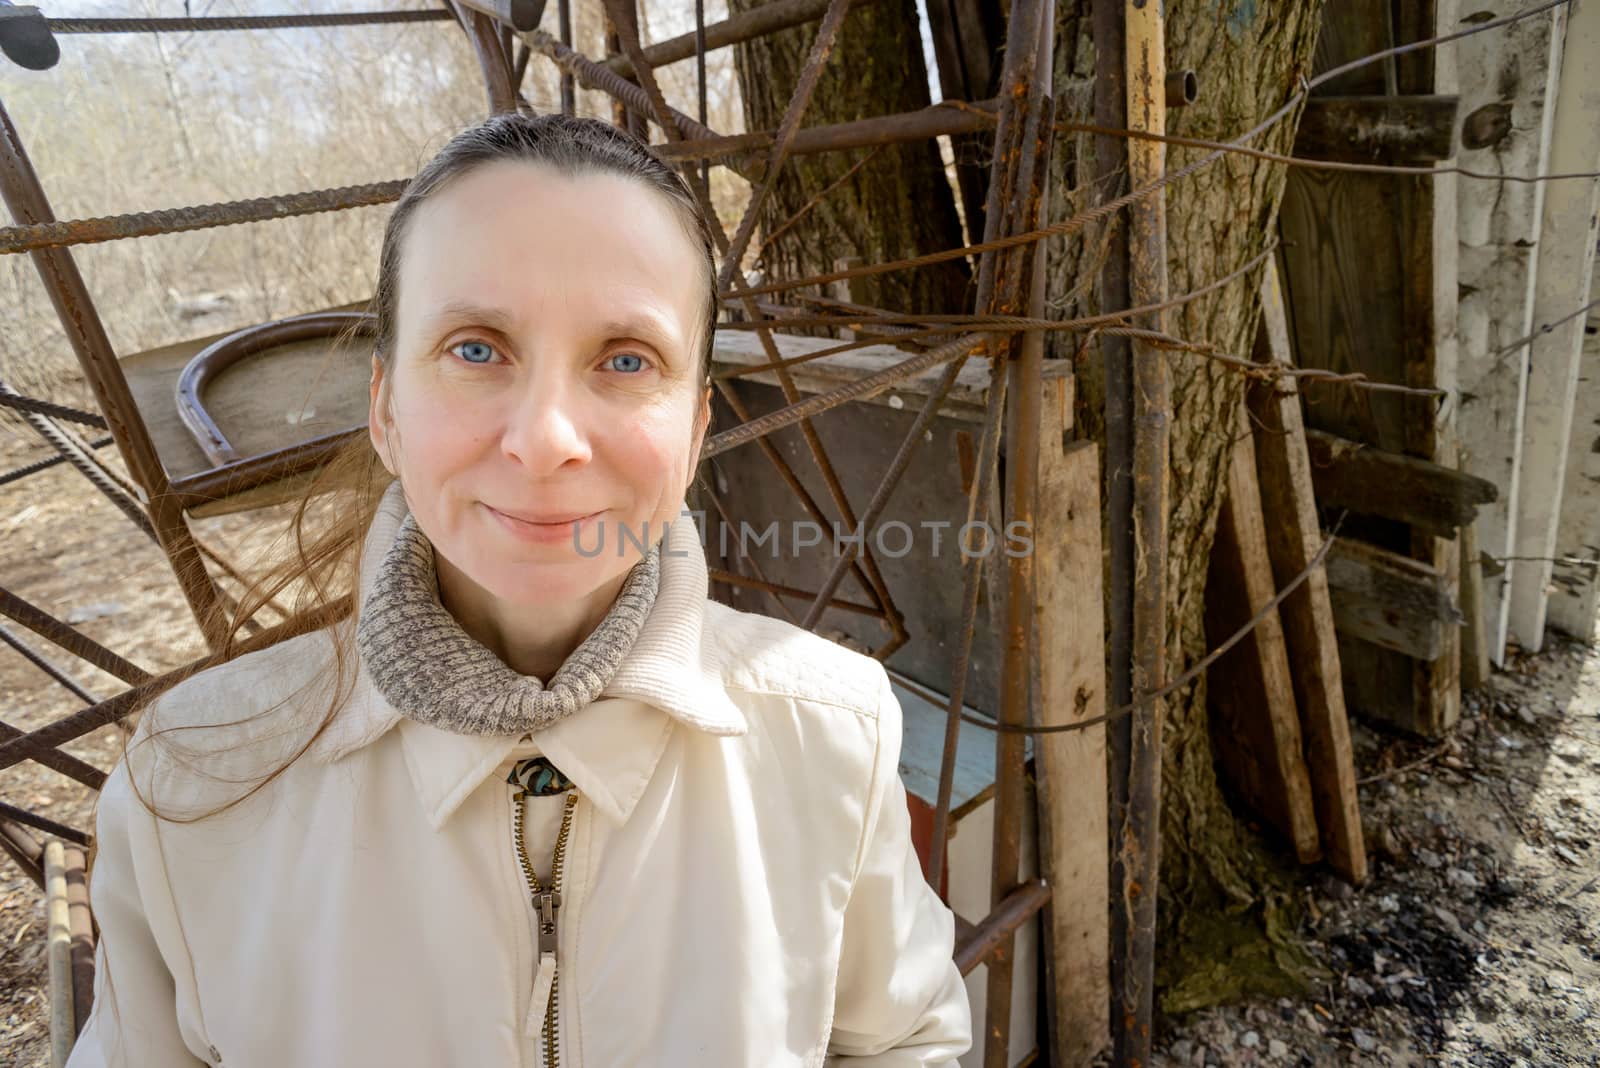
left=370, top=160, right=710, bottom=610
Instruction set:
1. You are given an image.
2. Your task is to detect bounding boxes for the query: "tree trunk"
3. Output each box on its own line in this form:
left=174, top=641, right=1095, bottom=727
left=724, top=0, right=1330, bottom=1016
left=725, top=0, right=970, bottom=315
left=1047, top=0, right=1329, bottom=1012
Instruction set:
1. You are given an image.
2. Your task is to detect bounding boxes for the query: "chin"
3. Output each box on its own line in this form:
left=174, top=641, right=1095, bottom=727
left=466, top=553, right=638, bottom=609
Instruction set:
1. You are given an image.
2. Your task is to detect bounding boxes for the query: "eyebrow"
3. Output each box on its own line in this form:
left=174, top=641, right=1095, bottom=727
left=595, top=312, right=681, bottom=353
left=422, top=300, right=520, bottom=336
left=420, top=301, right=683, bottom=355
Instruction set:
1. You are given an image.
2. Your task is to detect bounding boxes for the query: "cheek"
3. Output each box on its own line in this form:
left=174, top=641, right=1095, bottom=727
left=602, top=402, right=697, bottom=497
left=386, top=374, right=496, bottom=479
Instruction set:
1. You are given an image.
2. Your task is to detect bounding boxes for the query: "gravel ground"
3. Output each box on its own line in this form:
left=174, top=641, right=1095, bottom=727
left=1151, top=638, right=1600, bottom=1066
left=2, top=435, right=1597, bottom=1067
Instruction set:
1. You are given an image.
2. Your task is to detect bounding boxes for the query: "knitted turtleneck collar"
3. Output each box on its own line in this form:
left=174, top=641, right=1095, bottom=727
left=355, top=509, right=662, bottom=737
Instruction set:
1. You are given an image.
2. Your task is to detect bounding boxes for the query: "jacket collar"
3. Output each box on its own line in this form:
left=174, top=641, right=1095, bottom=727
left=309, top=483, right=745, bottom=828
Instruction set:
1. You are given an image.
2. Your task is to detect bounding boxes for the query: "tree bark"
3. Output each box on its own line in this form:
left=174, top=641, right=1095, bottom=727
left=725, top=0, right=970, bottom=315
left=1047, top=0, right=1329, bottom=1012
left=723, top=0, right=1330, bottom=1015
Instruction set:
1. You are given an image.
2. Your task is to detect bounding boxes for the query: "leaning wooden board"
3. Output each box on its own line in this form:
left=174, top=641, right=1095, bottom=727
left=1205, top=403, right=1321, bottom=864
left=1248, top=264, right=1367, bottom=885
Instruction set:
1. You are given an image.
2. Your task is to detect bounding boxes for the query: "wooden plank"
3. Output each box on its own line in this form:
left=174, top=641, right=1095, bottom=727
left=1325, top=538, right=1463, bottom=660
left=1248, top=264, right=1367, bottom=884
left=1409, top=0, right=1462, bottom=737
left=1295, top=95, right=1459, bottom=164
left=1507, top=0, right=1600, bottom=651
left=1460, top=516, right=1491, bottom=690
left=1302, top=429, right=1497, bottom=538
left=1548, top=277, right=1600, bottom=642
left=1455, top=0, right=1565, bottom=664
left=1205, top=405, right=1321, bottom=864
left=1032, top=378, right=1109, bottom=1065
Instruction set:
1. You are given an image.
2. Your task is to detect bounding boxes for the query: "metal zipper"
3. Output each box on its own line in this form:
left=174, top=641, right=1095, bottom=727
left=512, top=787, right=579, bottom=1068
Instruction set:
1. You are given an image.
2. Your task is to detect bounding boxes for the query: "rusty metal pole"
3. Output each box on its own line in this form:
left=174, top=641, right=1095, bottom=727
left=557, top=0, right=575, bottom=113
left=986, top=0, right=1051, bottom=1063
left=1093, top=0, right=1137, bottom=1052
left=0, top=100, right=229, bottom=649
left=1117, top=0, right=1170, bottom=1064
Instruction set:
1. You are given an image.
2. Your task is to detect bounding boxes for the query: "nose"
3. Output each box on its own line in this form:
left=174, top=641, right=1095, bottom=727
left=498, top=381, right=592, bottom=474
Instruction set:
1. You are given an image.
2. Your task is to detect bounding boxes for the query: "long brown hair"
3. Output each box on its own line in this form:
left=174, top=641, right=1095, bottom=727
left=125, top=112, right=720, bottom=823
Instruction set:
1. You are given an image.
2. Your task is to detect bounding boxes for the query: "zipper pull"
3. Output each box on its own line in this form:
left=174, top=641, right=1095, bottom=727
left=526, top=950, right=557, bottom=1037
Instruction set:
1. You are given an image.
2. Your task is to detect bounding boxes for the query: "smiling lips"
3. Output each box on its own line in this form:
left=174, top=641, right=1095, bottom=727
left=484, top=503, right=604, bottom=544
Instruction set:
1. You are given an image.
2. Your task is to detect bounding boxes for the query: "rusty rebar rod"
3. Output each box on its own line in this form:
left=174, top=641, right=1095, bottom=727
left=0, top=596, right=351, bottom=778
left=0, top=436, right=114, bottom=488
left=0, top=391, right=106, bottom=428
left=0, top=800, right=88, bottom=847
left=0, top=179, right=408, bottom=256
left=522, top=29, right=727, bottom=146
left=701, top=333, right=987, bottom=458
left=985, top=7, right=1052, bottom=1066
left=953, top=879, right=1052, bottom=976
left=47, top=11, right=454, bottom=33
left=714, top=0, right=851, bottom=290
left=655, top=99, right=999, bottom=166
left=0, top=587, right=150, bottom=685
left=602, top=0, right=872, bottom=76
left=0, top=622, right=97, bottom=706
left=0, top=712, right=107, bottom=792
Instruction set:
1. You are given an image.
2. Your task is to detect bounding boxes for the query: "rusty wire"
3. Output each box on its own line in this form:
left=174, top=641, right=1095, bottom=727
left=0, top=179, right=409, bottom=255
left=0, top=436, right=114, bottom=488
left=1051, top=117, right=1600, bottom=184
left=0, top=799, right=90, bottom=847
left=46, top=12, right=454, bottom=33
left=0, top=391, right=107, bottom=428
left=723, top=0, right=1576, bottom=304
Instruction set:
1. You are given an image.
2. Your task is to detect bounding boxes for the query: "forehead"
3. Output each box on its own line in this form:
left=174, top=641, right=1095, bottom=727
left=396, top=161, right=705, bottom=347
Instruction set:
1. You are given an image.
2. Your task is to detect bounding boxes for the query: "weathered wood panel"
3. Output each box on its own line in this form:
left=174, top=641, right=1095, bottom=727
left=1508, top=0, right=1600, bottom=650
left=1278, top=0, right=1462, bottom=735
left=1295, top=94, right=1459, bottom=164
left=1326, top=539, right=1464, bottom=661
left=1454, top=0, right=1566, bottom=663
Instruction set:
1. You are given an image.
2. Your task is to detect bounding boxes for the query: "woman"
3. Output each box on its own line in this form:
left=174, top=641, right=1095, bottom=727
left=68, top=113, right=971, bottom=1067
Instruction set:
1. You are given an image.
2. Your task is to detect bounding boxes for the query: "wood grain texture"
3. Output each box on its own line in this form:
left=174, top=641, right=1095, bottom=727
left=1249, top=265, right=1367, bottom=884
left=1205, top=406, right=1320, bottom=864
left=1295, top=95, right=1459, bottom=165
left=1302, top=429, right=1497, bottom=539
left=1325, top=538, right=1463, bottom=660
left=1032, top=377, right=1108, bottom=1066
left=1279, top=0, right=1462, bottom=736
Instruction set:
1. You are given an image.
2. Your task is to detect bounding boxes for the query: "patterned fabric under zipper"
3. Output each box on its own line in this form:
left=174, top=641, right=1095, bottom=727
left=508, top=755, right=575, bottom=797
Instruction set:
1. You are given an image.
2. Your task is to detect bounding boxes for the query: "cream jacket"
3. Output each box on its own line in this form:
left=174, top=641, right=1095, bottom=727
left=66, top=490, right=971, bottom=1068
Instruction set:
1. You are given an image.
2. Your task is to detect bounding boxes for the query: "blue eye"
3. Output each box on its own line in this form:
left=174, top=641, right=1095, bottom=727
left=452, top=340, right=497, bottom=364
left=608, top=353, right=646, bottom=373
